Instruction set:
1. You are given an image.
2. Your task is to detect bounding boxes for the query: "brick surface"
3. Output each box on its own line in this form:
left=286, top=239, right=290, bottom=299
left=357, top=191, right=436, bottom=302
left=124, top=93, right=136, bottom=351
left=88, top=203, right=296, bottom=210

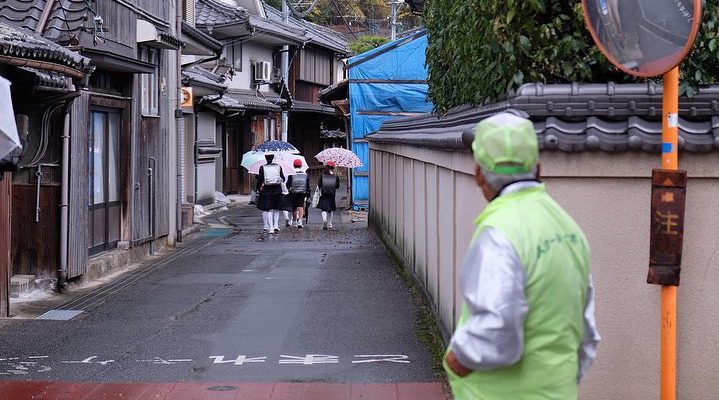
left=350, top=383, right=398, bottom=400
left=396, top=383, right=448, bottom=400
left=0, top=381, right=449, bottom=400
left=300, top=383, right=351, bottom=400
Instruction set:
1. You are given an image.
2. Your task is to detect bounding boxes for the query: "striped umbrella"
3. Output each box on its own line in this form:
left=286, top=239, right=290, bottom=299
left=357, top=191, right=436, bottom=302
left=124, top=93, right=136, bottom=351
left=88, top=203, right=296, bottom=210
left=315, top=148, right=363, bottom=168
left=252, top=140, right=299, bottom=155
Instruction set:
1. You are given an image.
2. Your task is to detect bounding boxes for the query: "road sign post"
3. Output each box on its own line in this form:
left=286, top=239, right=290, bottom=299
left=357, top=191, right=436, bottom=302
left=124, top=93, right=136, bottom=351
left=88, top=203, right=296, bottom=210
left=581, top=1, right=702, bottom=398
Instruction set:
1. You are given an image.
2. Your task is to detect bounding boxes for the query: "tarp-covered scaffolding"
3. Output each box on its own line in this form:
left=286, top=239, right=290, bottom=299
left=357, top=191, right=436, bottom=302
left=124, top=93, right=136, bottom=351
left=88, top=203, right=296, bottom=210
left=346, top=29, right=433, bottom=207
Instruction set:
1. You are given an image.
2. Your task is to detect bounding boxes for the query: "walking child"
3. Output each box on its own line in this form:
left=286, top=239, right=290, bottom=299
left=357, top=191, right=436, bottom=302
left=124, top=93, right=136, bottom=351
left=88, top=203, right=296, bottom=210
left=286, top=159, right=310, bottom=229
left=317, top=161, right=340, bottom=230
left=256, top=154, right=285, bottom=234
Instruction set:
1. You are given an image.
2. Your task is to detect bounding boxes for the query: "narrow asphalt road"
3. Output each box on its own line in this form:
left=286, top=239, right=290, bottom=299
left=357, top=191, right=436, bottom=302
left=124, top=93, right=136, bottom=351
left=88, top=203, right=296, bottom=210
left=0, top=205, right=446, bottom=399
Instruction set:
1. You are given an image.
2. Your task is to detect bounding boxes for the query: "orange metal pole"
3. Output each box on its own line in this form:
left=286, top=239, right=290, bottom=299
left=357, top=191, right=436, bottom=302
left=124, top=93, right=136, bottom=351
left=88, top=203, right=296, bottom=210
left=661, top=67, right=679, bottom=400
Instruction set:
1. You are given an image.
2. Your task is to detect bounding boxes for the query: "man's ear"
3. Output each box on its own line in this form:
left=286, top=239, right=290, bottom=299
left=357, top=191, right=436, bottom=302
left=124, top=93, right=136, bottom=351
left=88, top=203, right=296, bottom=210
left=475, top=164, right=483, bottom=187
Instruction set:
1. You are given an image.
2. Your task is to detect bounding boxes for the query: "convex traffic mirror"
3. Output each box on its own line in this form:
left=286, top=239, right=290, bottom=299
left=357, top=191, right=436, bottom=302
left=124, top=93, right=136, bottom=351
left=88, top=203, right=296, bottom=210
left=582, top=0, right=703, bottom=77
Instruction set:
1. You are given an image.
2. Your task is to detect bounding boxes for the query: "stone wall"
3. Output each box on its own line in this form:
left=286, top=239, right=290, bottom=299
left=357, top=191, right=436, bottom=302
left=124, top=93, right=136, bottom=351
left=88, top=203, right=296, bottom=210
left=369, top=141, right=719, bottom=399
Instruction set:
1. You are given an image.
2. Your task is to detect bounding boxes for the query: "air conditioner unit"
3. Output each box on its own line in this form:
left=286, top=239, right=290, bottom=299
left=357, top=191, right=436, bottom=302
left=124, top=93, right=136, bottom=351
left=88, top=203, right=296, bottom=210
left=253, top=61, right=271, bottom=83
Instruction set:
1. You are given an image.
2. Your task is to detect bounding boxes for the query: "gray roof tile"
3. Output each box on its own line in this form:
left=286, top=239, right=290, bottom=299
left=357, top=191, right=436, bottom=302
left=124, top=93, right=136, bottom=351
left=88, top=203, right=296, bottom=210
left=182, top=65, right=227, bottom=90
left=196, top=0, right=250, bottom=27
left=371, top=83, right=719, bottom=153
left=225, top=88, right=285, bottom=111
left=262, top=3, right=349, bottom=54
left=0, top=21, right=90, bottom=74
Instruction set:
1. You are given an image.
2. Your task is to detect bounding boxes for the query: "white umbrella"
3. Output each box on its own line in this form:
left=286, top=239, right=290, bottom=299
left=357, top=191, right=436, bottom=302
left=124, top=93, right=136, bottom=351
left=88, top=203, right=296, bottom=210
left=0, top=76, right=21, bottom=159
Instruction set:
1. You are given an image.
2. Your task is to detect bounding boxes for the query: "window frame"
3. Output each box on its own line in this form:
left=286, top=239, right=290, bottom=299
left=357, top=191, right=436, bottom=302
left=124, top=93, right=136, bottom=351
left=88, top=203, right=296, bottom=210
left=139, top=46, right=160, bottom=116
left=223, top=41, right=243, bottom=71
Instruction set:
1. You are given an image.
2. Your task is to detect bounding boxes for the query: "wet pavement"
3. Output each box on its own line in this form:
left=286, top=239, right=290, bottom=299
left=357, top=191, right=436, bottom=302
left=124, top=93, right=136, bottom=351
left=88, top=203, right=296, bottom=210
left=0, top=204, right=447, bottom=399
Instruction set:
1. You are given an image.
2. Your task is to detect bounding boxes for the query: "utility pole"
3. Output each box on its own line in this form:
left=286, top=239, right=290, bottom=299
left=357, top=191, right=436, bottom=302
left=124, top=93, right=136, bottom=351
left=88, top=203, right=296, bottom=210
left=390, top=0, right=400, bottom=41
left=281, top=0, right=290, bottom=142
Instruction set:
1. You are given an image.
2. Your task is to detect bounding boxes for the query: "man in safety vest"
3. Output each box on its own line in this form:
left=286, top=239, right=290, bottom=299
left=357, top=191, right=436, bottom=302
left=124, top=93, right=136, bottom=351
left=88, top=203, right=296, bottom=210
left=444, top=112, right=600, bottom=400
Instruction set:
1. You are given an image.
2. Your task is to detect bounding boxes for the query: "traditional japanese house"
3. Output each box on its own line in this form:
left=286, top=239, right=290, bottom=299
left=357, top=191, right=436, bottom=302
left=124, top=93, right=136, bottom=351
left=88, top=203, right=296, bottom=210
left=0, top=20, right=92, bottom=314
left=195, top=0, right=349, bottom=195
left=0, top=0, right=181, bottom=286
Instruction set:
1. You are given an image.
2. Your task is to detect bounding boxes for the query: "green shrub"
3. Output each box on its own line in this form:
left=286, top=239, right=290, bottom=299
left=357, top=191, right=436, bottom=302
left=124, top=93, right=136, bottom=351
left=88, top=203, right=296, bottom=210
left=424, top=0, right=719, bottom=112
left=349, top=35, right=391, bottom=55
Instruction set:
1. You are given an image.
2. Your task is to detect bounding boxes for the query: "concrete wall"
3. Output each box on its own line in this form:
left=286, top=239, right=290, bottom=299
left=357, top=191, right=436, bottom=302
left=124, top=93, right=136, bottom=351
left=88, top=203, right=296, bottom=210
left=369, top=141, right=719, bottom=399
left=227, top=41, right=273, bottom=93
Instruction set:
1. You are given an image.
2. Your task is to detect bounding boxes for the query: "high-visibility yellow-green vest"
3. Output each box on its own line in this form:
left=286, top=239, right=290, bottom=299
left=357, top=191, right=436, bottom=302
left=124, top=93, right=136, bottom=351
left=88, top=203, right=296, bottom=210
left=445, top=184, right=590, bottom=400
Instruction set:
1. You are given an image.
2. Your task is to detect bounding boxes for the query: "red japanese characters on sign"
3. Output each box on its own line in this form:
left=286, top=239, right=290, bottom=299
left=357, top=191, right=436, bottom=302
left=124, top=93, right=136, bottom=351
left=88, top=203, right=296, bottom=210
left=647, top=169, right=687, bottom=286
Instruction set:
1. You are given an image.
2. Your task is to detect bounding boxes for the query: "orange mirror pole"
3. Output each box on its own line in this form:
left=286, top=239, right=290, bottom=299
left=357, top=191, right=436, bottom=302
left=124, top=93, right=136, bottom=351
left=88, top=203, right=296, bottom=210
left=661, top=66, right=679, bottom=400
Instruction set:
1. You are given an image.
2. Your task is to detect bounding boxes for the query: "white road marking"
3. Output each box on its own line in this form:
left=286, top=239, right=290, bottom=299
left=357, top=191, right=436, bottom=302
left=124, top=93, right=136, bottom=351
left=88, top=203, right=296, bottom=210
left=210, top=355, right=267, bottom=365
left=61, top=356, right=115, bottom=365
left=137, top=358, right=193, bottom=365
left=279, top=354, right=339, bottom=365
left=352, top=355, right=410, bottom=364
left=28, top=356, right=49, bottom=359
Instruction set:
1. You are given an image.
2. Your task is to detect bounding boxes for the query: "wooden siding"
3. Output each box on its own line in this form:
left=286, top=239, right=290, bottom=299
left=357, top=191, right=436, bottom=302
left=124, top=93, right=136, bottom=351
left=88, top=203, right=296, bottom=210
left=67, top=92, right=90, bottom=279
left=0, top=173, right=11, bottom=317
left=133, top=54, right=170, bottom=241
left=11, top=184, right=60, bottom=279
left=134, top=0, right=168, bottom=21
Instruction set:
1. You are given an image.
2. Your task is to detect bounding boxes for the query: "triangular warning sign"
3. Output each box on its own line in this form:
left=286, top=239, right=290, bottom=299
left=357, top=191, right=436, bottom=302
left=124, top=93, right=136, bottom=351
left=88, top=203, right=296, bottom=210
left=662, top=178, right=674, bottom=187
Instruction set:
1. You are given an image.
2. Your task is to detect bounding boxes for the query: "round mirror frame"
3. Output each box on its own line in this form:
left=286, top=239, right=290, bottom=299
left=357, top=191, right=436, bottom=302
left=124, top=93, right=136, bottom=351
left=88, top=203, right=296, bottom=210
left=581, top=0, right=703, bottom=77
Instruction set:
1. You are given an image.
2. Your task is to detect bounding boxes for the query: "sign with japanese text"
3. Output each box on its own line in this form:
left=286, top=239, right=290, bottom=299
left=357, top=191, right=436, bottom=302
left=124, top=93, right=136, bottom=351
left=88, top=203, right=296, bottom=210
left=647, top=169, right=687, bottom=286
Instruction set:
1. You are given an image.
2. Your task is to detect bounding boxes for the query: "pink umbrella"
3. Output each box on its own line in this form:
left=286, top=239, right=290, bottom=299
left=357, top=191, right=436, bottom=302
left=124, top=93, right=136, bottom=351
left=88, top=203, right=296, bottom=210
left=315, top=148, right=363, bottom=168
left=248, top=154, right=309, bottom=176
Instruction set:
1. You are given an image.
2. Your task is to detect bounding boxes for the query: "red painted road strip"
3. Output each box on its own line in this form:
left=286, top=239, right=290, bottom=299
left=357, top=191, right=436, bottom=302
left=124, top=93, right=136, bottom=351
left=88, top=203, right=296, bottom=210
left=0, top=381, right=449, bottom=400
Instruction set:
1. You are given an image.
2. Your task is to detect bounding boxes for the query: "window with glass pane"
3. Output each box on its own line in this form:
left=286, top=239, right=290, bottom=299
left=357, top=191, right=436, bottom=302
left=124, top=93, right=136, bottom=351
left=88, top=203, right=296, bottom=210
left=91, top=112, right=106, bottom=205
left=140, top=47, right=159, bottom=115
left=223, top=41, right=242, bottom=70
left=108, top=113, right=120, bottom=202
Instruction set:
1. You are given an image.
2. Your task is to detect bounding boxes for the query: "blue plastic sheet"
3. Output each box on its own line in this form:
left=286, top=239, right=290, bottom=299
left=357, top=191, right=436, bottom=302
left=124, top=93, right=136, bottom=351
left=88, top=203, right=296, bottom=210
left=347, top=31, right=433, bottom=203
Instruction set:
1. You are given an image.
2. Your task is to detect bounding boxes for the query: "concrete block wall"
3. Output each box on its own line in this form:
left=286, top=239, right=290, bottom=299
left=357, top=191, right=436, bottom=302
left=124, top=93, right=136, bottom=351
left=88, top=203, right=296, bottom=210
left=369, top=141, right=719, bottom=399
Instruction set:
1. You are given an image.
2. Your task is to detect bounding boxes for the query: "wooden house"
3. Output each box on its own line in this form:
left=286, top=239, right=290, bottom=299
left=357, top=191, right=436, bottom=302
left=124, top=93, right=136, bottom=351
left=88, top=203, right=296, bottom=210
left=0, top=20, right=92, bottom=314
left=0, top=0, right=181, bottom=286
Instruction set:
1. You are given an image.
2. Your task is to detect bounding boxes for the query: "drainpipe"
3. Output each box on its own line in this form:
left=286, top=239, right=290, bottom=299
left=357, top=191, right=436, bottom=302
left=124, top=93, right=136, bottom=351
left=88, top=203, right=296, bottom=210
left=280, top=0, right=289, bottom=142
left=57, top=108, right=71, bottom=291
left=176, top=0, right=184, bottom=242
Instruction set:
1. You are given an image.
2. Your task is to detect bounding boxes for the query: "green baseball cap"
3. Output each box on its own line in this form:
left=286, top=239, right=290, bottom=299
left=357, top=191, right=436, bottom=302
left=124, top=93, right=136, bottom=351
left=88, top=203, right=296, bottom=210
left=471, top=113, right=538, bottom=174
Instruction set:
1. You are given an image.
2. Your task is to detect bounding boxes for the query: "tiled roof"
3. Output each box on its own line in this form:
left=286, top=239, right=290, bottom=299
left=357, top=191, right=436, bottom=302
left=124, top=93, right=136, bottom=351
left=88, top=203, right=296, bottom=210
left=18, top=66, right=72, bottom=90
left=292, top=100, right=335, bottom=114
left=249, top=13, right=307, bottom=42
left=182, top=66, right=227, bottom=91
left=182, top=21, right=224, bottom=53
left=263, top=3, right=349, bottom=54
left=370, top=83, right=719, bottom=153
left=0, top=0, right=91, bottom=43
left=0, top=21, right=90, bottom=75
left=196, top=0, right=250, bottom=27
left=225, top=88, right=285, bottom=111
left=318, top=79, right=348, bottom=103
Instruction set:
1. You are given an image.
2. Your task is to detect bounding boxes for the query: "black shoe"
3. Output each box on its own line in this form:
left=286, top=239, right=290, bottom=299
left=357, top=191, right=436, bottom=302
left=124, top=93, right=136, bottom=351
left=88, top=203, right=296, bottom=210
left=274, top=228, right=280, bottom=233
left=323, top=222, right=328, bottom=230
left=285, top=220, right=291, bottom=227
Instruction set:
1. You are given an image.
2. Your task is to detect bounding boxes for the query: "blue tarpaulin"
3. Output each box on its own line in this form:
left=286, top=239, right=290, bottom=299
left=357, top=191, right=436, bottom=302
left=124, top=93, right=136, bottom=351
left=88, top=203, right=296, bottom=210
left=347, top=30, right=433, bottom=206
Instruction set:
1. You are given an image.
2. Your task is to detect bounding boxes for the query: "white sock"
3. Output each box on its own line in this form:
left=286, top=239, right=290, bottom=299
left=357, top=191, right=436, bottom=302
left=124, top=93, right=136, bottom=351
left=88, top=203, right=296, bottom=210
left=272, top=210, right=280, bottom=229
left=321, top=211, right=327, bottom=223
left=262, top=212, right=270, bottom=230
left=284, top=211, right=291, bottom=223
left=329, top=212, right=334, bottom=226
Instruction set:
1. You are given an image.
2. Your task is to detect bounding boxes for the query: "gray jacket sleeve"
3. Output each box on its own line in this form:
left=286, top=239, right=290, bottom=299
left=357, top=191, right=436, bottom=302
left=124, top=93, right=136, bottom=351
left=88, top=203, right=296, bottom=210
left=578, top=275, right=600, bottom=383
left=449, top=228, right=528, bottom=370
